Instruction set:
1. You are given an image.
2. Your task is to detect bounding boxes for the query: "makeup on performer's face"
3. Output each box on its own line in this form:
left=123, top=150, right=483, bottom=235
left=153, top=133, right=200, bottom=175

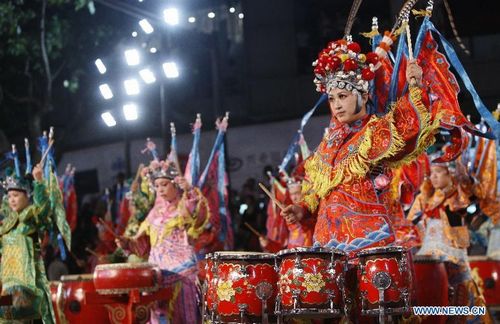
left=8, top=189, right=29, bottom=212
left=154, top=177, right=178, bottom=201
left=328, top=88, right=366, bottom=124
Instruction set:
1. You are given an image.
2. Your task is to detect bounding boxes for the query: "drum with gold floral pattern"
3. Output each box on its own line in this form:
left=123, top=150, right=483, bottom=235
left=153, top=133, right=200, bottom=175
left=213, top=251, right=278, bottom=323
left=275, top=247, right=347, bottom=318
left=59, top=274, right=110, bottom=323
left=93, top=262, right=160, bottom=295
left=357, top=246, right=412, bottom=318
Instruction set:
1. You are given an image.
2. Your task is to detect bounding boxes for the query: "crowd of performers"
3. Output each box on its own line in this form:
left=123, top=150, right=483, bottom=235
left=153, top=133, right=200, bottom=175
left=2, top=2, right=500, bottom=324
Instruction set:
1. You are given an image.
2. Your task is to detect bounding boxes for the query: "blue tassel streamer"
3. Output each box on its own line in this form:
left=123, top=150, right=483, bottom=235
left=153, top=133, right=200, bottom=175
left=279, top=94, right=327, bottom=173
left=57, top=233, right=67, bottom=261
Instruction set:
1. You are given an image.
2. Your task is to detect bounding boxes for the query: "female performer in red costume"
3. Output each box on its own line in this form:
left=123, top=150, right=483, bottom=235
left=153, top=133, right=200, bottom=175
left=283, top=33, right=440, bottom=254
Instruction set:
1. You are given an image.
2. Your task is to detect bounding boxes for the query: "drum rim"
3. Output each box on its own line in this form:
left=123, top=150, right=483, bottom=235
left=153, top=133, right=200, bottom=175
left=94, top=262, right=156, bottom=271
left=357, top=246, right=406, bottom=257
left=413, top=255, right=443, bottom=262
left=61, top=273, right=94, bottom=282
left=467, top=255, right=495, bottom=261
left=278, top=307, right=343, bottom=316
left=213, top=251, right=275, bottom=260
left=276, top=246, right=346, bottom=257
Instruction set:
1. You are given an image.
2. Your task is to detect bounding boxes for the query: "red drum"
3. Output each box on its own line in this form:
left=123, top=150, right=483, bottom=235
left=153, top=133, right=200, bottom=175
left=203, top=253, right=217, bottom=319
left=276, top=247, right=347, bottom=318
left=357, top=246, right=412, bottom=318
left=213, top=251, right=278, bottom=323
left=468, top=256, right=500, bottom=309
left=413, top=255, right=448, bottom=324
left=93, top=263, right=160, bottom=295
left=59, top=274, right=110, bottom=323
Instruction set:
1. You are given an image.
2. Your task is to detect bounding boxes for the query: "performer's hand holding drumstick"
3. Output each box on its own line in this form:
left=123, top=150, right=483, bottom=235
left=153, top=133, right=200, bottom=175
left=244, top=221, right=271, bottom=249
left=258, top=182, right=304, bottom=225
left=281, top=204, right=305, bottom=225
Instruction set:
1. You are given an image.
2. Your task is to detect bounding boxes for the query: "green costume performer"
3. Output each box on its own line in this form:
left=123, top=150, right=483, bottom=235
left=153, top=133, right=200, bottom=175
left=0, top=141, right=71, bottom=324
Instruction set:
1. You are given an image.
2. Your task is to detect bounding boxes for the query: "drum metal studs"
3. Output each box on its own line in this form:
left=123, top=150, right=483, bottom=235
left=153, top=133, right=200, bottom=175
left=398, top=256, right=408, bottom=274
left=327, top=263, right=336, bottom=277
left=292, top=289, right=301, bottom=310
left=238, top=265, right=248, bottom=278
left=400, top=288, right=410, bottom=312
left=336, top=273, right=345, bottom=289
left=326, top=289, right=336, bottom=310
left=360, top=290, right=367, bottom=311
left=293, top=253, right=303, bottom=275
left=359, top=262, right=365, bottom=275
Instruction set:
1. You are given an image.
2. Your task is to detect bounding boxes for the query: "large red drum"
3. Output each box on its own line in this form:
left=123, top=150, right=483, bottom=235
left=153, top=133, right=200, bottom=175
left=413, top=255, right=449, bottom=324
left=357, top=246, right=412, bottom=317
left=213, top=251, right=278, bottom=323
left=59, top=274, right=110, bottom=323
left=468, top=256, right=500, bottom=309
left=93, top=263, right=160, bottom=294
left=276, top=247, right=347, bottom=318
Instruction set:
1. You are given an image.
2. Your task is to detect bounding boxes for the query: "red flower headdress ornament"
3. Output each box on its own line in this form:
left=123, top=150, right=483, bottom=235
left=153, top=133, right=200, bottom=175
left=313, top=33, right=395, bottom=94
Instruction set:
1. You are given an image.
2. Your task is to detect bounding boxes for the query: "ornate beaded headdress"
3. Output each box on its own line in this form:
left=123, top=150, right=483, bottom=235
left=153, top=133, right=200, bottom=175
left=149, top=160, right=179, bottom=181
left=3, top=174, right=31, bottom=193
left=312, top=33, right=394, bottom=94
left=1, top=143, right=32, bottom=194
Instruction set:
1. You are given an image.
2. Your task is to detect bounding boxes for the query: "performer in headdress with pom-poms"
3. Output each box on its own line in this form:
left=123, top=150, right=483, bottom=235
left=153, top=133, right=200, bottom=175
left=282, top=19, right=440, bottom=254
left=116, top=139, right=209, bottom=324
left=0, top=132, right=71, bottom=324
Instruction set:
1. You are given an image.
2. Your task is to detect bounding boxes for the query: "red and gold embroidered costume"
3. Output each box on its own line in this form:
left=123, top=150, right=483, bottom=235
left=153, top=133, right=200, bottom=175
left=299, top=35, right=441, bottom=254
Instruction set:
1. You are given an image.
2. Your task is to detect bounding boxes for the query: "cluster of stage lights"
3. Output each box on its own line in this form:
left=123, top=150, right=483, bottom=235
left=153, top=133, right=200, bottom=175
left=96, top=6, right=243, bottom=127
left=95, top=39, right=179, bottom=127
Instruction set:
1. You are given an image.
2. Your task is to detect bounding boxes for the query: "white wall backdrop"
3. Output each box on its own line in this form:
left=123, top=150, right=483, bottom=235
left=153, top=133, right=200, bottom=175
left=58, top=115, right=330, bottom=192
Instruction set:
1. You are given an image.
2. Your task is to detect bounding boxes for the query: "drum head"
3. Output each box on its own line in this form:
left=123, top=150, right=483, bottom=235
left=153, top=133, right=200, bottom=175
left=357, top=246, right=406, bottom=257
left=94, top=262, right=154, bottom=271
left=413, top=255, right=442, bottom=263
left=467, top=255, right=490, bottom=262
left=213, top=251, right=275, bottom=260
left=277, top=246, right=345, bottom=257
left=61, top=274, right=94, bottom=282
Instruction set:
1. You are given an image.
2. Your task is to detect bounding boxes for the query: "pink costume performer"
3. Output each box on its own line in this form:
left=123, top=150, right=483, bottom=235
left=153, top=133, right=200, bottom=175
left=121, top=160, right=209, bottom=323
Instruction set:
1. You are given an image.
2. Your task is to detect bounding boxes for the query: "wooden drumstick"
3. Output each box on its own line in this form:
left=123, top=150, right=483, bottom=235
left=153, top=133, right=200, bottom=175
left=258, top=182, right=285, bottom=211
left=85, top=247, right=100, bottom=257
left=98, top=218, right=118, bottom=238
left=244, top=222, right=263, bottom=238
left=405, top=22, right=418, bottom=87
